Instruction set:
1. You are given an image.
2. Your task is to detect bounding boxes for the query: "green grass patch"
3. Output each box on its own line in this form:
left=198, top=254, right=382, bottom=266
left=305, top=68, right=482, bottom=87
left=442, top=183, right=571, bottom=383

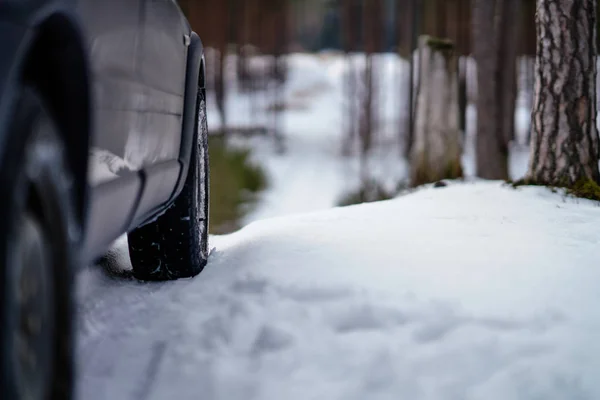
left=337, top=178, right=458, bottom=208
left=337, top=179, right=403, bottom=207
left=209, top=136, right=267, bottom=234
left=410, top=159, right=463, bottom=188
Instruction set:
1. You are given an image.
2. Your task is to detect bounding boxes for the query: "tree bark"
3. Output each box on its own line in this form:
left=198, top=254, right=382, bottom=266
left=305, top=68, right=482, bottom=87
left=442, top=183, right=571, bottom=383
left=213, top=0, right=229, bottom=135
left=360, top=0, right=383, bottom=157
left=458, top=57, right=467, bottom=135
left=525, top=56, right=535, bottom=145
left=404, top=0, right=420, bottom=158
left=457, top=0, right=468, bottom=135
left=473, top=0, right=518, bottom=180
left=527, top=0, right=600, bottom=185
left=341, top=0, right=359, bottom=155
left=271, top=0, right=287, bottom=153
left=496, top=0, right=520, bottom=147
left=410, top=36, right=463, bottom=186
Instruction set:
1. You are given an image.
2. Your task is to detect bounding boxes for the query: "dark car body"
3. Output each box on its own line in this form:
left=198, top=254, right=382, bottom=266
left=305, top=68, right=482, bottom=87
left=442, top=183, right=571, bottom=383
left=0, top=0, right=205, bottom=263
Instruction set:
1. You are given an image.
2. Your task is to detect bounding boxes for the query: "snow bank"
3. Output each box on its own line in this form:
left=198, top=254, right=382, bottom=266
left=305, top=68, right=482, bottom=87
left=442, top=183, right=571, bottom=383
left=78, top=182, right=600, bottom=400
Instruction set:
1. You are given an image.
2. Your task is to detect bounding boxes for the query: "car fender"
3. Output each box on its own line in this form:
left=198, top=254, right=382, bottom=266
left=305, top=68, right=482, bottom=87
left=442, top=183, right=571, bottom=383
left=170, top=31, right=205, bottom=203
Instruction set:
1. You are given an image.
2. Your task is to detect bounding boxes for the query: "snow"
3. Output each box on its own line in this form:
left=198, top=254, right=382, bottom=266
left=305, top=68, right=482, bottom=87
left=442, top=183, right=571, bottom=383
left=76, top=53, right=600, bottom=399
left=78, top=182, right=600, bottom=400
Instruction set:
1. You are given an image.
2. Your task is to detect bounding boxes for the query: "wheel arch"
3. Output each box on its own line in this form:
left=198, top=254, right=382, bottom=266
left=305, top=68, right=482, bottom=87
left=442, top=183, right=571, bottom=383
left=169, top=31, right=204, bottom=203
left=20, top=10, right=92, bottom=231
left=199, top=49, right=206, bottom=89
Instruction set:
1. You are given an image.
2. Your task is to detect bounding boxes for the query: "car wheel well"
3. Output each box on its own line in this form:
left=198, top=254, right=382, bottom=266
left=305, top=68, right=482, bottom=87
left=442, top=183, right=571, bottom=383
left=199, top=55, right=206, bottom=88
left=20, top=12, right=91, bottom=228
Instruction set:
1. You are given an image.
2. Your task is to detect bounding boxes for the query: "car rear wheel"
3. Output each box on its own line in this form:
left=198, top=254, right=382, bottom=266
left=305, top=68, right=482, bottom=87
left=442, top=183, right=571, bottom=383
left=127, top=88, right=210, bottom=281
left=0, top=87, right=78, bottom=400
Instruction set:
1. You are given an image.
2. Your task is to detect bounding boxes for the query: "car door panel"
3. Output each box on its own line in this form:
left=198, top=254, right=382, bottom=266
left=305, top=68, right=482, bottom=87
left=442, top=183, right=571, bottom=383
left=126, top=0, right=191, bottom=226
left=121, top=84, right=184, bottom=169
left=141, top=0, right=187, bottom=97
left=82, top=172, right=142, bottom=259
left=77, top=0, right=147, bottom=177
left=136, top=0, right=188, bottom=167
left=78, top=0, right=191, bottom=253
left=77, top=0, right=146, bottom=172
left=77, top=0, right=146, bottom=257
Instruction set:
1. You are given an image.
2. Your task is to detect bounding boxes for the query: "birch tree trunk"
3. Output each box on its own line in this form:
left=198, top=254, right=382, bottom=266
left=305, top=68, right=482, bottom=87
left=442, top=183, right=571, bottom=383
left=527, top=0, right=600, bottom=185
left=410, top=36, right=463, bottom=186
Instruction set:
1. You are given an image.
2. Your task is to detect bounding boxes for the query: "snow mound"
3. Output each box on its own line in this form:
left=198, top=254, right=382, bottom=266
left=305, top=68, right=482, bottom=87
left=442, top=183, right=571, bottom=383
left=78, top=182, right=600, bottom=400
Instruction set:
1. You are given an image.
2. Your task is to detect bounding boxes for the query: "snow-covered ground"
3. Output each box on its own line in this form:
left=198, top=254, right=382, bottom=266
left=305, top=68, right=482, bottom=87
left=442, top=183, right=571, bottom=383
left=76, top=53, right=600, bottom=399
left=77, top=181, right=600, bottom=399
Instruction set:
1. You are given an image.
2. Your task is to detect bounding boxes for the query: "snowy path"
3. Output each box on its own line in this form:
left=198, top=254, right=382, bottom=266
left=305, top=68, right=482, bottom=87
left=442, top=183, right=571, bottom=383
left=240, top=132, right=352, bottom=222
left=77, top=182, right=600, bottom=400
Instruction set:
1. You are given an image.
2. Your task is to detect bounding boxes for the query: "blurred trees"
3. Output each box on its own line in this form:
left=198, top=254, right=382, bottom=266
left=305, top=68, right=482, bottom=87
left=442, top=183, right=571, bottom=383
left=361, top=0, right=384, bottom=158
left=526, top=0, right=600, bottom=187
left=340, top=0, right=361, bottom=155
left=472, top=0, right=520, bottom=180
left=180, top=0, right=540, bottom=146
left=181, top=0, right=292, bottom=138
left=339, top=0, right=385, bottom=186
left=401, top=0, right=472, bottom=158
left=410, top=37, right=463, bottom=186
left=399, top=0, right=419, bottom=158
left=180, top=0, right=600, bottom=192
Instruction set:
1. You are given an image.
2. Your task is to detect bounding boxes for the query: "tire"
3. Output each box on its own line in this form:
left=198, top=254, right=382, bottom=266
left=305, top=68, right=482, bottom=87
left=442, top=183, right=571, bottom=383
left=0, top=87, right=79, bottom=400
left=128, top=88, right=210, bottom=281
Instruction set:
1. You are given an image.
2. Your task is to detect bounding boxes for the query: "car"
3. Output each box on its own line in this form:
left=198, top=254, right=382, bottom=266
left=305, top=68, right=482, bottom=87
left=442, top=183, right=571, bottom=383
left=0, top=0, right=209, bottom=398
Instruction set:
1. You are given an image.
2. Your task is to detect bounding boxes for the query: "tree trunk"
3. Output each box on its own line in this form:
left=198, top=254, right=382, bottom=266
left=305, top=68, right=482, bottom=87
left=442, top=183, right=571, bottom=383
left=525, top=56, right=535, bottom=145
left=496, top=0, right=520, bottom=147
left=213, top=0, right=229, bottom=135
left=458, top=57, right=467, bottom=135
left=361, top=55, right=374, bottom=156
left=341, top=0, right=359, bottom=155
left=404, top=0, right=420, bottom=158
left=527, top=0, right=600, bottom=185
left=472, top=0, right=520, bottom=180
left=457, top=0, right=468, bottom=135
left=360, top=0, right=382, bottom=157
left=271, top=0, right=287, bottom=153
left=473, top=0, right=501, bottom=179
left=410, top=36, right=463, bottom=186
